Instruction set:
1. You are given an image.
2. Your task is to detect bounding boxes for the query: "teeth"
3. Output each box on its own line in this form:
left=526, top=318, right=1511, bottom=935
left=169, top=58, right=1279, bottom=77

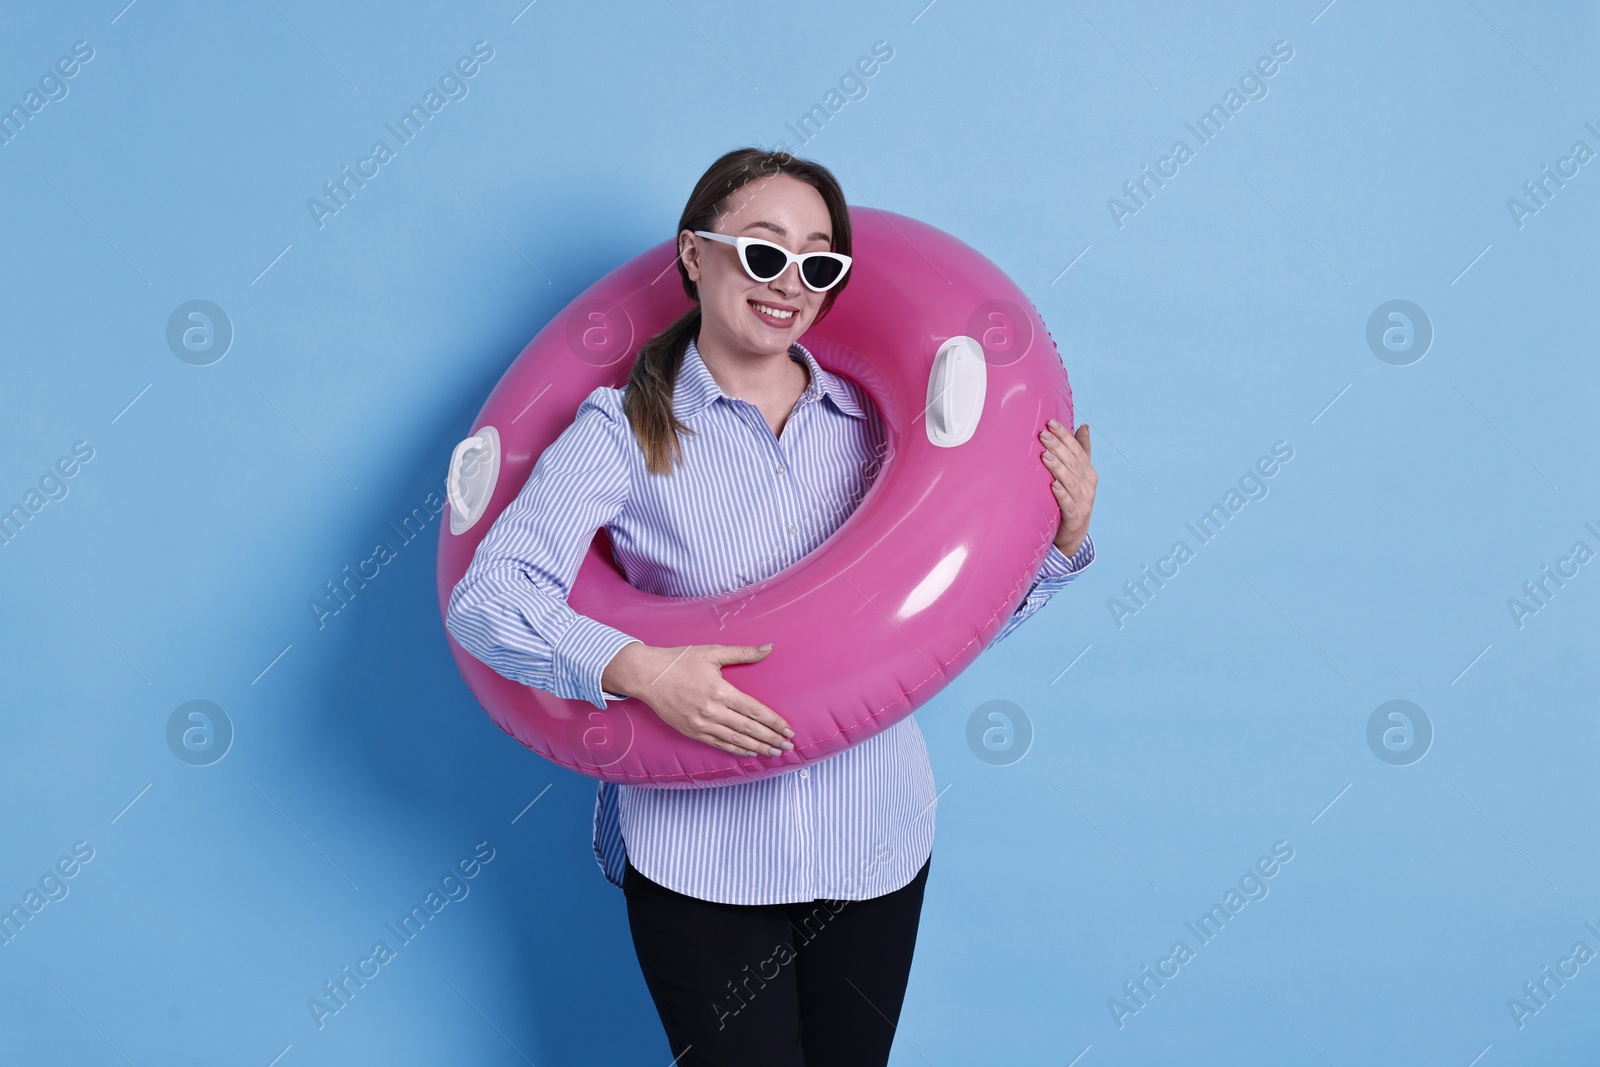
left=753, top=302, right=795, bottom=320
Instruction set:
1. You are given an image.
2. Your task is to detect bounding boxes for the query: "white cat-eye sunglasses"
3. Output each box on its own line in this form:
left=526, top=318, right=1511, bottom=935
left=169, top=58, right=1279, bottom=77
left=692, top=230, right=853, bottom=292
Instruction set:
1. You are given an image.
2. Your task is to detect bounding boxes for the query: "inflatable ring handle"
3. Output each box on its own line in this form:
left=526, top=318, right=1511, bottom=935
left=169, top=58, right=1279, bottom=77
left=447, top=426, right=500, bottom=536
left=926, top=335, right=987, bottom=447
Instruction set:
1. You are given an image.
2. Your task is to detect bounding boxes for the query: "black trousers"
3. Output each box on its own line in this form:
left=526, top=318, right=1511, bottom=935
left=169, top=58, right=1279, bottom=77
left=622, top=853, right=932, bottom=1067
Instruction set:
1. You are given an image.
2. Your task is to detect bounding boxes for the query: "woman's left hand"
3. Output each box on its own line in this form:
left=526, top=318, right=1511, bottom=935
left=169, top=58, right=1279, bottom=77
left=1039, top=419, right=1096, bottom=558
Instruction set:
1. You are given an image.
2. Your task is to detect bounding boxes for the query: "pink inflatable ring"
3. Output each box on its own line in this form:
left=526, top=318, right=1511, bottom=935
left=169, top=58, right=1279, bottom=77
left=437, top=207, right=1074, bottom=787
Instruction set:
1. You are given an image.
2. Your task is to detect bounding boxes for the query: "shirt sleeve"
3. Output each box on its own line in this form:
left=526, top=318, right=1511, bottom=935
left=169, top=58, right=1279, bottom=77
left=985, top=533, right=1096, bottom=649
left=444, top=387, right=641, bottom=710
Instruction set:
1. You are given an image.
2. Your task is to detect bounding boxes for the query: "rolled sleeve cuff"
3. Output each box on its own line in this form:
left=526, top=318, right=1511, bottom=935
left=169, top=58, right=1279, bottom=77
left=552, top=615, right=640, bottom=710
left=1038, top=533, right=1096, bottom=580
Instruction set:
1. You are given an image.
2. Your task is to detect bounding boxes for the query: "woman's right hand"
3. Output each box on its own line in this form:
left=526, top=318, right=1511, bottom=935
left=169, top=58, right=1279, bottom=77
left=601, top=641, right=794, bottom=758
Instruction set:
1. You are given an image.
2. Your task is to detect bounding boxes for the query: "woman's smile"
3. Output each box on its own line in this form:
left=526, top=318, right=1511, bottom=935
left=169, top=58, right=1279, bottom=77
left=750, top=299, right=799, bottom=328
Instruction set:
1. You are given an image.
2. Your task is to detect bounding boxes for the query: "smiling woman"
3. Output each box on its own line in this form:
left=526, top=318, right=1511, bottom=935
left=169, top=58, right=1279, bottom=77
left=440, top=146, right=1097, bottom=1066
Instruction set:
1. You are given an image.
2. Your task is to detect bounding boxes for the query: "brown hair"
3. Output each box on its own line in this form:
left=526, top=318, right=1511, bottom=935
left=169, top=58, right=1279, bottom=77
left=622, top=148, right=852, bottom=476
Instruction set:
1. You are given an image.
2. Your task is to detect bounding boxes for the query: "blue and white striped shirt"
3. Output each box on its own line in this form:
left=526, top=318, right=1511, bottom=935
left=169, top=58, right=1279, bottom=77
left=446, top=336, right=1094, bottom=904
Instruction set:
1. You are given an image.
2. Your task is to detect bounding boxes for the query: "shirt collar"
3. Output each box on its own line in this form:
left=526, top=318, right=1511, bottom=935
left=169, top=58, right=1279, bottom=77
left=673, top=336, right=868, bottom=421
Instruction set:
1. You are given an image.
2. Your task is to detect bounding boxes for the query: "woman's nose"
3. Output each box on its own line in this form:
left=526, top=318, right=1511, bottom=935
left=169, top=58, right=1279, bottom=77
left=769, top=263, right=803, bottom=294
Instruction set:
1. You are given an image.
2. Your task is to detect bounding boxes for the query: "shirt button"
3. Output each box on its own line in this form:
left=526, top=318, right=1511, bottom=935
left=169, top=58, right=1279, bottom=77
left=787, top=523, right=798, bottom=537
left=799, top=768, right=809, bottom=779
left=775, top=465, right=786, bottom=476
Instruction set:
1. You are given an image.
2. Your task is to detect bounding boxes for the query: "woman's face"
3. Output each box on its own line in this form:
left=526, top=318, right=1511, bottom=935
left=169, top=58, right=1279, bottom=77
left=679, top=173, right=837, bottom=360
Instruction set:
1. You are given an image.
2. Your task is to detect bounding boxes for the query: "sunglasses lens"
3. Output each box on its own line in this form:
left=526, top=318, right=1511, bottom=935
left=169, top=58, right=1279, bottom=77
left=801, top=256, right=844, bottom=290
left=742, top=243, right=788, bottom=280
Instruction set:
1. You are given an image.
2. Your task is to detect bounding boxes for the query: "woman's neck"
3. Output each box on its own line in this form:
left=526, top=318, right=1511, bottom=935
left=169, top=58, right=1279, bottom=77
left=694, top=326, right=809, bottom=406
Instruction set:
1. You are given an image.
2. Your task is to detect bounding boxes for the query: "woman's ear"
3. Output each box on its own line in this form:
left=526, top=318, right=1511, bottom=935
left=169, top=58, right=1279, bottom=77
left=679, top=230, right=701, bottom=283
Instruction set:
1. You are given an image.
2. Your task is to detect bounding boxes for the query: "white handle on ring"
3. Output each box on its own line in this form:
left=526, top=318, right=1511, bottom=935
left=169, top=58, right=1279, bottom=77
left=925, top=335, right=987, bottom=448
left=447, top=425, right=501, bottom=535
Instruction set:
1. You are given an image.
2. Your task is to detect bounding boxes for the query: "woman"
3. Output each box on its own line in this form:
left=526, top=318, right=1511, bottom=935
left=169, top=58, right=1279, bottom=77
left=445, top=147, right=1098, bottom=1066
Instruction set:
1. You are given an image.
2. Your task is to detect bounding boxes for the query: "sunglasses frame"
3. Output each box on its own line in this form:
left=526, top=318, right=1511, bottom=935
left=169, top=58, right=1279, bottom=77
left=692, top=230, right=853, bottom=293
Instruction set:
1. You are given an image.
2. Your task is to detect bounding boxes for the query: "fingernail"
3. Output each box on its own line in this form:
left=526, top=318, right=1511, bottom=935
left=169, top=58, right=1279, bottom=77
left=1049, top=418, right=1062, bottom=429
left=758, top=643, right=773, bottom=651
left=744, top=749, right=758, bottom=757
left=768, top=746, right=783, bottom=756
left=782, top=727, right=794, bottom=738
left=780, top=741, right=793, bottom=751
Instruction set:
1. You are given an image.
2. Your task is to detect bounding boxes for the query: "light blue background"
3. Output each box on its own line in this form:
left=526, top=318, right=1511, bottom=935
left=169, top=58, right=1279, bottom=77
left=2, top=1, right=1597, bottom=1064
